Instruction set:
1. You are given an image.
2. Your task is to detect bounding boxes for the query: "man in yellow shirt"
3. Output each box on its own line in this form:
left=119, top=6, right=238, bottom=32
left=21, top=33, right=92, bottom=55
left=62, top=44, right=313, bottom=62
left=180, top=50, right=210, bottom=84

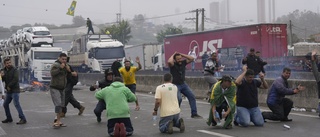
left=119, top=57, right=141, bottom=110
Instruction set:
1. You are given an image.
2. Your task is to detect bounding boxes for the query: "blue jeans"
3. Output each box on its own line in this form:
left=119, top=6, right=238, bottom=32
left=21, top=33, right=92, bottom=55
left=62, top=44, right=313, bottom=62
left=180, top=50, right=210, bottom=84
left=237, top=58, right=242, bottom=70
left=94, top=100, right=106, bottom=119
left=235, top=106, right=264, bottom=127
left=191, top=62, right=195, bottom=71
left=177, top=83, right=198, bottom=115
left=3, top=92, right=26, bottom=121
left=159, top=113, right=181, bottom=133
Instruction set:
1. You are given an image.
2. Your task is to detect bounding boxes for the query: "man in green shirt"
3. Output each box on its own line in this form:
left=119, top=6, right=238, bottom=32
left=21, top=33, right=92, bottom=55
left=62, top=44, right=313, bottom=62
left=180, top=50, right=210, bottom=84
left=95, top=77, right=136, bottom=137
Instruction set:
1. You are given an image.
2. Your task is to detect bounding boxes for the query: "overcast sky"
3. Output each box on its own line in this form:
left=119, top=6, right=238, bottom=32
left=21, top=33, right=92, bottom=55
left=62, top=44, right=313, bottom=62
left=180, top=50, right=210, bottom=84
left=0, top=0, right=319, bottom=28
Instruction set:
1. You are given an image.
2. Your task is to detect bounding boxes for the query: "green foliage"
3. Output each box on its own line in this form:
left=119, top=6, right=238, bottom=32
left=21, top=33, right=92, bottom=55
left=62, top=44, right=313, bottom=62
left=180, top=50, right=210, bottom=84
left=276, top=10, right=320, bottom=41
left=132, top=14, right=145, bottom=27
left=105, top=20, right=132, bottom=45
left=156, top=27, right=183, bottom=43
left=0, top=27, right=10, bottom=32
left=72, top=15, right=86, bottom=27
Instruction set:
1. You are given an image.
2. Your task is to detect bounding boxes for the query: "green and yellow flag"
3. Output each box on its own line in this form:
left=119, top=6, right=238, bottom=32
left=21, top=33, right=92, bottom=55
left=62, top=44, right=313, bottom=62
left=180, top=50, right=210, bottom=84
left=66, top=0, right=77, bottom=16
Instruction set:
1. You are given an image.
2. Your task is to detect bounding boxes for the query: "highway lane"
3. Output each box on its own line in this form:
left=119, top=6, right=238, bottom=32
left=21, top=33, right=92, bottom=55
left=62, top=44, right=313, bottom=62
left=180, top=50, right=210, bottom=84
left=0, top=85, right=318, bottom=137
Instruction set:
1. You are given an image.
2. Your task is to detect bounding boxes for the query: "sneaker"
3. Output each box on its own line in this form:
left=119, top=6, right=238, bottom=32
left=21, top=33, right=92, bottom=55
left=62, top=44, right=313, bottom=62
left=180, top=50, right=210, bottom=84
left=97, top=117, right=101, bottom=123
left=167, top=121, right=173, bottom=134
left=16, top=119, right=27, bottom=124
left=280, top=118, right=293, bottom=122
left=179, top=118, right=185, bottom=133
left=225, top=124, right=232, bottom=129
left=191, top=114, right=203, bottom=119
left=233, top=120, right=239, bottom=126
left=119, top=123, right=126, bottom=137
left=1, top=119, right=13, bottom=123
left=78, top=106, right=85, bottom=115
left=114, top=123, right=120, bottom=137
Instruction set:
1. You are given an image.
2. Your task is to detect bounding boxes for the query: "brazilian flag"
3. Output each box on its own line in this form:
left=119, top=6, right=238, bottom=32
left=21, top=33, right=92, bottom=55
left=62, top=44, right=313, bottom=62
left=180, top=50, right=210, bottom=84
left=66, top=0, right=77, bottom=16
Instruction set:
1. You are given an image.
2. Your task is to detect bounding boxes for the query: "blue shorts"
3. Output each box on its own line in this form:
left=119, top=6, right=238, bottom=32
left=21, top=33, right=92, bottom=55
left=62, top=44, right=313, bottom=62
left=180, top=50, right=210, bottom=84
left=125, top=84, right=136, bottom=94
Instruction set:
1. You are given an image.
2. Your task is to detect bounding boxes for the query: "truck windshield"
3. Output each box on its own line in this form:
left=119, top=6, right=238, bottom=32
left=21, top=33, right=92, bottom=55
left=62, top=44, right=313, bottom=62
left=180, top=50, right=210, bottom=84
left=34, top=52, right=62, bottom=60
left=92, top=47, right=125, bottom=59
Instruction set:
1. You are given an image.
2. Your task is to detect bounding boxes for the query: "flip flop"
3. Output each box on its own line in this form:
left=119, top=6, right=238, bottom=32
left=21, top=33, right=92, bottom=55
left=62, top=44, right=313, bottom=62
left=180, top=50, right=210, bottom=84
left=59, top=123, right=67, bottom=127
left=53, top=123, right=60, bottom=129
left=135, top=106, right=140, bottom=111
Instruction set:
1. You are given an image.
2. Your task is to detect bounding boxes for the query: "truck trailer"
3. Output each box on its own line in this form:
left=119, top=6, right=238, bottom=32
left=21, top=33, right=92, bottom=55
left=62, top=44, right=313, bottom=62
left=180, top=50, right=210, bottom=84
left=164, top=23, right=288, bottom=70
left=124, top=44, right=163, bottom=71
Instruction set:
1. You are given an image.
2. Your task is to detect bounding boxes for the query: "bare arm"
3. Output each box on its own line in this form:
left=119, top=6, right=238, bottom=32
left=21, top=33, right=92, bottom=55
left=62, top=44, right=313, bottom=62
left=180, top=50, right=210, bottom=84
left=235, top=65, right=247, bottom=85
left=135, top=56, right=142, bottom=71
left=311, top=50, right=320, bottom=82
left=259, top=73, right=268, bottom=89
left=211, top=104, right=217, bottom=119
left=152, top=98, right=161, bottom=116
left=167, top=52, right=176, bottom=67
left=181, top=53, right=194, bottom=64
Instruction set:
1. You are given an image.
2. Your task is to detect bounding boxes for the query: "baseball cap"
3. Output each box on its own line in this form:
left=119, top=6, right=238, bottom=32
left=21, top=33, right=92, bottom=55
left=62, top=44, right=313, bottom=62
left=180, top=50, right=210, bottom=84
left=104, top=68, right=113, bottom=75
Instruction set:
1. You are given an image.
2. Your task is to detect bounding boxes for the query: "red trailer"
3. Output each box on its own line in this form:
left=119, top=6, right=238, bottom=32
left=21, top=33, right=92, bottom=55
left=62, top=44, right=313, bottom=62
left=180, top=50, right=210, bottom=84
left=164, top=23, right=288, bottom=70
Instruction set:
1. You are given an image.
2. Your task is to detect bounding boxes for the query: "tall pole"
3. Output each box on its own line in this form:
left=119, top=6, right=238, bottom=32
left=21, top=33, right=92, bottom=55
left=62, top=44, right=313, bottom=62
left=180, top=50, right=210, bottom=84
left=304, top=27, right=307, bottom=42
left=201, top=8, right=205, bottom=31
left=196, top=9, right=199, bottom=32
left=289, top=20, right=293, bottom=46
left=119, top=0, right=122, bottom=21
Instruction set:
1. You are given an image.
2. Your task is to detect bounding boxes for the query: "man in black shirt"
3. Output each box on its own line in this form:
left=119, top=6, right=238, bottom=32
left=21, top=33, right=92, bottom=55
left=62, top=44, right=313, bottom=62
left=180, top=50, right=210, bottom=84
left=168, top=52, right=202, bottom=118
left=89, top=68, right=114, bottom=122
left=61, top=65, right=85, bottom=117
left=234, top=65, right=268, bottom=127
left=242, top=48, right=264, bottom=77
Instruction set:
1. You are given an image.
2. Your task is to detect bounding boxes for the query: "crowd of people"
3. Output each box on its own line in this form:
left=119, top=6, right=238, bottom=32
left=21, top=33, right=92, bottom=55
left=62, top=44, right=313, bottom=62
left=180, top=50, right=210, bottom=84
left=0, top=48, right=319, bottom=136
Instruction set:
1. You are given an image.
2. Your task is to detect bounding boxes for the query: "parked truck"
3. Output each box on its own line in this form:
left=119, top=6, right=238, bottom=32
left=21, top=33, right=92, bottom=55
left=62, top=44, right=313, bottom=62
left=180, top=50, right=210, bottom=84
left=288, top=42, right=320, bottom=56
left=124, top=43, right=163, bottom=71
left=0, top=41, right=63, bottom=84
left=68, top=34, right=125, bottom=73
left=163, top=23, right=294, bottom=71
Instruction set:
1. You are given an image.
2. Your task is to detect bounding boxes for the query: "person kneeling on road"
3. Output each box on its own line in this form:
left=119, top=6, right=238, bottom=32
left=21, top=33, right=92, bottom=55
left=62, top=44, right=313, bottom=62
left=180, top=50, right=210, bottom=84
left=206, top=75, right=236, bottom=129
left=262, top=67, right=305, bottom=122
left=234, top=65, right=268, bottom=127
left=95, top=77, right=136, bottom=137
left=153, top=73, right=185, bottom=134
left=89, top=68, right=114, bottom=123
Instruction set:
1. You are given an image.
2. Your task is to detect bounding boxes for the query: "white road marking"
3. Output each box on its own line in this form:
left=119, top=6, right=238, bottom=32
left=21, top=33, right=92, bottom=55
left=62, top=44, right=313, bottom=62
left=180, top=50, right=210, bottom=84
left=260, top=109, right=319, bottom=118
left=0, top=127, right=7, bottom=136
left=197, top=130, right=234, bottom=137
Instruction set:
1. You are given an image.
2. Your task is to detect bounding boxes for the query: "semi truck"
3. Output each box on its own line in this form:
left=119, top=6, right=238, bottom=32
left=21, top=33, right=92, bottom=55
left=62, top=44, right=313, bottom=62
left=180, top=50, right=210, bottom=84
left=68, top=34, right=125, bottom=73
left=124, top=44, right=163, bottom=71
left=288, top=42, right=320, bottom=56
left=0, top=41, right=63, bottom=84
left=163, top=23, right=297, bottom=71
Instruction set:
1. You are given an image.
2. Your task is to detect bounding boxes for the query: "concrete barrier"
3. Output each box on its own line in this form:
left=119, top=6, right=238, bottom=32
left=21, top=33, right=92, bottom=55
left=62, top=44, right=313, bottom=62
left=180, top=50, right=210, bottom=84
left=79, top=73, right=319, bottom=110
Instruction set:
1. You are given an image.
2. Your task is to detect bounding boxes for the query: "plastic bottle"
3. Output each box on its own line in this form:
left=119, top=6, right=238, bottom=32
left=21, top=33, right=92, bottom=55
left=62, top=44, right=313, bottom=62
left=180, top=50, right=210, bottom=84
left=215, top=111, right=221, bottom=125
left=95, top=81, right=99, bottom=86
left=222, top=110, right=226, bottom=118
left=152, top=115, right=157, bottom=126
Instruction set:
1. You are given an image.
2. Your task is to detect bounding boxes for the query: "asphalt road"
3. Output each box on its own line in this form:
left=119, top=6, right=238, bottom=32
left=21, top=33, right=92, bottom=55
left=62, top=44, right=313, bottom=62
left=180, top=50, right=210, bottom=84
left=0, top=85, right=319, bottom=137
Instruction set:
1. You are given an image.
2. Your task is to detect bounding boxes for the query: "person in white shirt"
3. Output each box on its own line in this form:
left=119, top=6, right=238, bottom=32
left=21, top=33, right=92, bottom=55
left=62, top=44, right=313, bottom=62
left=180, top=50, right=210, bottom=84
left=152, top=73, right=185, bottom=134
left=188, top=49, right=197, bottom=71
